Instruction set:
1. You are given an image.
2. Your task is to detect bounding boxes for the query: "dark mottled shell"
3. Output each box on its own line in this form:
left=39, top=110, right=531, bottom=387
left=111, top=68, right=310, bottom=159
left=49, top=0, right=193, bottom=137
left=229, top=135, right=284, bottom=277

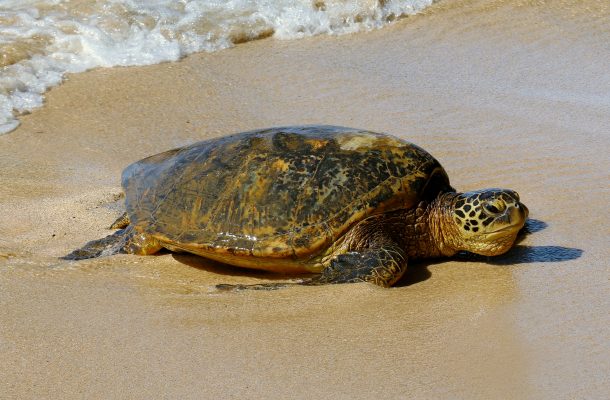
left=122, top=126, right=451, bottom=260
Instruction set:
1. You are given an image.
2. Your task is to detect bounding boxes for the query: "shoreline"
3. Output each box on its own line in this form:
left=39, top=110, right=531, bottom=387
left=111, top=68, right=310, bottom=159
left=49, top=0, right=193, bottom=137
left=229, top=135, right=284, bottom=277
left=1, top=0, right=609, bottom=398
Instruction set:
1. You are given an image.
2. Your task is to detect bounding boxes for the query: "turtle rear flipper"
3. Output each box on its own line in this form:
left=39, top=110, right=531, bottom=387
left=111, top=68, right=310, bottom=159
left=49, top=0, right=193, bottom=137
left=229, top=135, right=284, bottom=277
left=109, top=212, right=130, bottom=229
left=62, top=229, right=130, bottom=260
left=63, top=226, right=163, bottom=260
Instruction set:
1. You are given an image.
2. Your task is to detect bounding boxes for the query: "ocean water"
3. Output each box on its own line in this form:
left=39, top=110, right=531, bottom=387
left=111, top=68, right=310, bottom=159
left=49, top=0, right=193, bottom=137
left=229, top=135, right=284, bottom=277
left=0, top=0, right=434, bottom=134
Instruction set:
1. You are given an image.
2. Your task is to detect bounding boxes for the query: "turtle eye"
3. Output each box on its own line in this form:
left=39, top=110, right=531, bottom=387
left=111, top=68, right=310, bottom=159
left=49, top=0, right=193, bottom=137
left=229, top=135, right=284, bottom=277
left=483, top=200, right=505, bottom=215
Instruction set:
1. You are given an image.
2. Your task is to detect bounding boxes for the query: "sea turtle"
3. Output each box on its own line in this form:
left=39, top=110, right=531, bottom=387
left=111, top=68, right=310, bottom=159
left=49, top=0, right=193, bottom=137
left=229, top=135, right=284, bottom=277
left=65, top=125, right=528, bottom=287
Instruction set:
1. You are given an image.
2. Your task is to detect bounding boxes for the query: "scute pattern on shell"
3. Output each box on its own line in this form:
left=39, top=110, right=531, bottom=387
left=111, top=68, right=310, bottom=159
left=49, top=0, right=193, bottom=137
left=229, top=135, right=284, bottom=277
left=121, top=126, right=450, bottom=259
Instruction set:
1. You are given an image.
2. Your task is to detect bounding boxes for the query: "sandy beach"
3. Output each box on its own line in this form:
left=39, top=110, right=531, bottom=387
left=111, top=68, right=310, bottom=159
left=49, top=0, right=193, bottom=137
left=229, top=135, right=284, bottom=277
left=1, top=0, right=609, bottom=398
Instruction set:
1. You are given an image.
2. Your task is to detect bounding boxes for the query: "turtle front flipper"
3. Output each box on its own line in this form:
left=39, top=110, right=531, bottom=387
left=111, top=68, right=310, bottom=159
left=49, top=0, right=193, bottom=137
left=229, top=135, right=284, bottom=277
left=309, top=244, right=408, bottom=287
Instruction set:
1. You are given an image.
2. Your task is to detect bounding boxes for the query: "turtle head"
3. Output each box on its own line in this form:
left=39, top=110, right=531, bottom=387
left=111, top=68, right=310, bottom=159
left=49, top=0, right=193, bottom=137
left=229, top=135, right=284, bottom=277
left=440, top=189, right=528, bottom=256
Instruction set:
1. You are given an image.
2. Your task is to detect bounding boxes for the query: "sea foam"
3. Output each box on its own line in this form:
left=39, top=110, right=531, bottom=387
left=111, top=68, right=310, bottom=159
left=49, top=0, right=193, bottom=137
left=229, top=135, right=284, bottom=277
left=0, top=0, right=434, bottom=134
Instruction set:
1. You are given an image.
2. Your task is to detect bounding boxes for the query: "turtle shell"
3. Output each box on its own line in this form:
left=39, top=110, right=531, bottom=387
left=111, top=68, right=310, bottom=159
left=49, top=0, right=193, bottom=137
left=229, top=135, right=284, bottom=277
left=122, top=126, right=452, bottom=264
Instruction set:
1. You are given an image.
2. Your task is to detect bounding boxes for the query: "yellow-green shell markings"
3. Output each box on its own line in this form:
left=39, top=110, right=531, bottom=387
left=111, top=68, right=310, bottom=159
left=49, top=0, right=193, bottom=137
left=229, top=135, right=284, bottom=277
left=121, top=126, right=451, bottom=269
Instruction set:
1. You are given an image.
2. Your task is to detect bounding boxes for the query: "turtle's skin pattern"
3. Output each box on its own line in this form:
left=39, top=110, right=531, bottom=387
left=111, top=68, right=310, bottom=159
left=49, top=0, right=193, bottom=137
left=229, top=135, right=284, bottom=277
left=65, top=126, right=528, bottom=288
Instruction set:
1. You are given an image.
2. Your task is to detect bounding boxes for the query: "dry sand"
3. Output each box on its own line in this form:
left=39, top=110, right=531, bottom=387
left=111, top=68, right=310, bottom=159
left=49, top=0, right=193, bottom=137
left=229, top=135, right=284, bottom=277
left=1, top=0, right=609, bottom=398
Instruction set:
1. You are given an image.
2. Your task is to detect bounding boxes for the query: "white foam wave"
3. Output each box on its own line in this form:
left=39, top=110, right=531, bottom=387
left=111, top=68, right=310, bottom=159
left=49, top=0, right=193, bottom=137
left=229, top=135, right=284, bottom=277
left=0, top=0, right=434, bottom=134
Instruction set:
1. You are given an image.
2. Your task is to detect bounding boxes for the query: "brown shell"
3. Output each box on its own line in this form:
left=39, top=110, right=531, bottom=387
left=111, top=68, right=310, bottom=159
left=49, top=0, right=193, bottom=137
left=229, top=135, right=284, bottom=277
left=122, top=126, right=451, bottom=261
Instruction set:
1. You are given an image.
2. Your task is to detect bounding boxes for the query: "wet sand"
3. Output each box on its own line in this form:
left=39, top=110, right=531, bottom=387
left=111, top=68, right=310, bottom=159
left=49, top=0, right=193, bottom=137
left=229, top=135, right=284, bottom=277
left=1, top=0, right=609, bottom=398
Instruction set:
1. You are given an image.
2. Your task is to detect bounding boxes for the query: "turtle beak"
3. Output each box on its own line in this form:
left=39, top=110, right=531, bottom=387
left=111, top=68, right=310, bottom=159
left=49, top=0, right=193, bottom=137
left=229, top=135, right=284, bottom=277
left=486, top=202, right=528, bottom=239
left=510, top=202, right=528, bottom=227
left=520, top=202, right=529, bottom=219
left=507, top=190, right=527, bottom=222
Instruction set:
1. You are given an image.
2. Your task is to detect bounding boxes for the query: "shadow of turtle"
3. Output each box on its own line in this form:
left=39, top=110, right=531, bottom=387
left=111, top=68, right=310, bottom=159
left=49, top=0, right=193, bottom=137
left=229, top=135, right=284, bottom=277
left=172, top=253, right=311, bottom=282
left=514, top=218, right=547, bottom=245
left=172, top=217, right=581, bottom=288
left=395, top=263, right=433, bottom=287
left=395, top=244, right=583, bottom=287
left=454, top=218, right=582, bottom=264
left=395, top=218, right=581, bottom=287
left=457, top=245, right=583, bottom=265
